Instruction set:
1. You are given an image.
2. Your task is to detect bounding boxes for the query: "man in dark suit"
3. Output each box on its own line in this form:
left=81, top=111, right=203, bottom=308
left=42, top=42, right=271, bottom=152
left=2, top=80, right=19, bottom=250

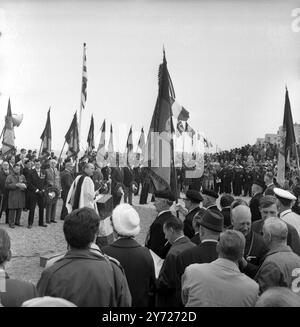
left=110, top=156, right=124, bottom=208
left=123, top=165, right=134, bottom=205
left=145, top=190, right=176, bottom=259
left=249, top=179, right=266, bottom=222
left=231, top=202, right=268, bottom=278
left=264, top=172, right=275, bottom=196
left=252, top=195, right=300, bottom=256
left=60, top=161, right=74, bottom=220
left=0, top=228, right=38, bottom=306
left=156, top=217, right=195, bottom=307
left=26, top=159, right=47, bottom=228
left=102, top=204, right=156, bottom=307
left=220, top=193, right=234, bottom=228
left=201, top=188, right=221, bottom=212
left=176, top=189, right=203, bottom=238
left=176, top=209, right=223, bottom=306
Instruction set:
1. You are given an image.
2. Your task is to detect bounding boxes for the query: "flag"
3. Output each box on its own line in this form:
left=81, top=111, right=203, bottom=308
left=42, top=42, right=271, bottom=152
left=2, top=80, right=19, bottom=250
left=87, top=114, right=95, bottom=153
left=126, top=126, right=133, bottom=165
left=277, top=87, right=297, bottom=187
left=203, top=137, right=209, bottom=148
left=2, top=98, right=15, bottom=155
left=170, top=97, right=190, bottom=121
left=176, top=120, right=185, bottom=136
left=137, top=127, right=146, bottom=161
left=80, top=43, right=87, bottom=111
left=40, top=108, right=52, bottom=156
left=96, top=120, right=106, bottom=164
left=108, top=124, right=114, bottom=153
left=65, top=112, right=80, bottom=157
left=144, top=50, right=177, bottom=198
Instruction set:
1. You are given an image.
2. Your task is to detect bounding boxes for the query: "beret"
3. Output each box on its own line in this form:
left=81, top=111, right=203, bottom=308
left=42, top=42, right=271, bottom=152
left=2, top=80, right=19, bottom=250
left=202, top=188, right=219, bottom=199
left=184, top=190, right=203, bottom=203
left=154, top=190, right=176, bottom=202
left=253, top=179, right=266, bottom=190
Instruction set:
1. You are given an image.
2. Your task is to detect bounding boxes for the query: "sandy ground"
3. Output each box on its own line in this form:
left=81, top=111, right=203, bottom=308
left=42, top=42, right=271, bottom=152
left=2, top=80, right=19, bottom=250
left=2, top=194, right=157, bottom=285
left=2, top=193, right=250, bottom=286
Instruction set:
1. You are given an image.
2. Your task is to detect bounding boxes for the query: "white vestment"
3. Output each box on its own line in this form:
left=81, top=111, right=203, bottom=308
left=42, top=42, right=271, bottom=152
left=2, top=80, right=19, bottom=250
left=66, top=175, right=98, bottom=214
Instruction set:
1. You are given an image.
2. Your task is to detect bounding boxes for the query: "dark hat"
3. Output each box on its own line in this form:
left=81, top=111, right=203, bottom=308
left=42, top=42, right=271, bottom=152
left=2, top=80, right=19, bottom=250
left=253, top=179, right=266, bottom=190
left=154, top=190, right=176, bottom=202
left=202, top=189, right=219, bottom=199
left=199, top=209, right=224, bottom=232
left=183, top=190, right=203, bottom=203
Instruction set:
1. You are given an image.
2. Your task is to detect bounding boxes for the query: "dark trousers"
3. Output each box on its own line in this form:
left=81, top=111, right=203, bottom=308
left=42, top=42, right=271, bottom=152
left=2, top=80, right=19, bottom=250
left=60, top=196, right=68, bottom=220
left=140, top=182, right=149, bottom=204
left=8, top=208, right=22, bottom=226
left=112, top=194, right=122, bottom=209
left=123, top=186, right=132, bottom=205
left=28, top=193, right=45, bottom=226
left=46, top=200, right=57, bottom=223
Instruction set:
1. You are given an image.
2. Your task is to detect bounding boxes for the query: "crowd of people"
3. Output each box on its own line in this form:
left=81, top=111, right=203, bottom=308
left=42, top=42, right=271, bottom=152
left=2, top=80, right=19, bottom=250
left=0, top=143, right=300, bottom=307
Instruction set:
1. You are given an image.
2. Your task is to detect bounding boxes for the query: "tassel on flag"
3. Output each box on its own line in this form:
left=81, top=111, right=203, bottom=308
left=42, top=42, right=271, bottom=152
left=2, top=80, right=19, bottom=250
left=65, top=112, right=80, bottom=158
left=87, top=114, right=95, bottom=154
left=39, top=108, right=52, bottom=156
left=2, top=99, right=16, bottom=155
left=81, top=43, right=88, bottom=111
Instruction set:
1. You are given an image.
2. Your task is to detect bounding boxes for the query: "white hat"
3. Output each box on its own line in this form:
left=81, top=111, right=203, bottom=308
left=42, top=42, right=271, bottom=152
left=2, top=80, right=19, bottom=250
left=112, top=204, right=141, bottom=237
left=274, top=188, right=296, bottom=201
left=22, top=296, right=76, bottom=307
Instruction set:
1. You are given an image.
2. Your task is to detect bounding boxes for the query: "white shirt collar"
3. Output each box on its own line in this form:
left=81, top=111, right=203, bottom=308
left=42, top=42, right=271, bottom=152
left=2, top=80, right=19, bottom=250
left=173, top=235, right=185, bottom=244
left=158, top=209, right=171, bottom=217
left=280, top=209, right=292, bottom=218
left=201, top=239, right=218, bottom=244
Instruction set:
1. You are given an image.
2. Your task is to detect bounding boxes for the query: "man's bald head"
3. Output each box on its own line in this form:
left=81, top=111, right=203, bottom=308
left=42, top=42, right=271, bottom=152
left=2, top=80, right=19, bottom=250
left=231, top=205, right=252, bottom=236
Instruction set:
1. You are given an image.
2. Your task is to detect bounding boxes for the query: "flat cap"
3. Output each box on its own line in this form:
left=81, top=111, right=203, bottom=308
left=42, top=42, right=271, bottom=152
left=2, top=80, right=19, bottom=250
left=154, top=190, right=176, bottom=202
left=202, top=189, right=219, bottom=199
left=274, top=188, right=296, bottom=201
left=183, top=190, right=203, bottom=203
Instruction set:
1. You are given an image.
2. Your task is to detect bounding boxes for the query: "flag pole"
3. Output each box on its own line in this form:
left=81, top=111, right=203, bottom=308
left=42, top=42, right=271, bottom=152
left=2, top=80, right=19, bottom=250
left=77, top=43, right=86, bottom=173
left=38, top=141, right=43, bottom=158
left=58, top=140, right=67, bottom=164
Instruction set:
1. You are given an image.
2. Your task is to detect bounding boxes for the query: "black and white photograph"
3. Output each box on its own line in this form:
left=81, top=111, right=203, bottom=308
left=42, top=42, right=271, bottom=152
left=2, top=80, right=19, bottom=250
left=0, top=0, right=300, bottom=313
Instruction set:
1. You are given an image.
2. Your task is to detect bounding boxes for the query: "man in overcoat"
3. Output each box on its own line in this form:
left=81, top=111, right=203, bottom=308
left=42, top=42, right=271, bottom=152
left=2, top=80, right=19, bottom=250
left=5, top=164, right=27, bottom=228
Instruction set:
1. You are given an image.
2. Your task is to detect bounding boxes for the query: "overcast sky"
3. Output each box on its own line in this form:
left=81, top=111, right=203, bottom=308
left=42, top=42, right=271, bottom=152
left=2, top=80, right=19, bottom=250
left=0, top=0, right=300, bottom=153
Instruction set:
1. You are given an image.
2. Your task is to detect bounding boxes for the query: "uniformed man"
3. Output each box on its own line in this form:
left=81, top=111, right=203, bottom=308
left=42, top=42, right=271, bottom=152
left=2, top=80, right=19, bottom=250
left=274, top=187, right=300, bottom=238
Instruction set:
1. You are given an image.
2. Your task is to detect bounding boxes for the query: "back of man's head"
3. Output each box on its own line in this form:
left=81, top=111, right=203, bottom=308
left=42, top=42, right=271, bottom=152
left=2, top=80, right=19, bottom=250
left=255, top=287, right=300, bottom=307
left=263, top=217, right=288, bottom=244
left=0, top=228, right=11, bottom=265
left=63, top=207, right=100, bottom=249
left=164, top=217, right=184, bottom=233
left=220, top=194, right=234, bottom=209
left=217, top=230, right=245, bottom=262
